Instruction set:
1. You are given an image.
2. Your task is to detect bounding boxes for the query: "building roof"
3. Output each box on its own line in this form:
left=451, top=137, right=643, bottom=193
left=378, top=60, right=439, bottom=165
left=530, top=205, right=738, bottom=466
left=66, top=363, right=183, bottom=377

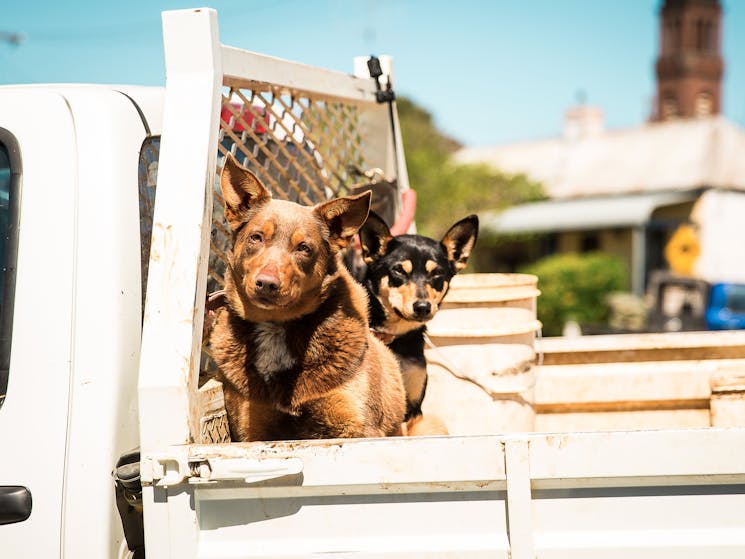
left=485, top=190, right=699, bottom=234
left=455, top=116, right=745, bottom=199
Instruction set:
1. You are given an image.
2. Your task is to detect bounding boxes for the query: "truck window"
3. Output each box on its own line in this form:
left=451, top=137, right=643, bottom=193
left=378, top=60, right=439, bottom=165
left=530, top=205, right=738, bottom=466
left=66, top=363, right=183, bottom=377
left=138, top=136, right=159, bottom=313
left=0, top=130, right=20, bottom=408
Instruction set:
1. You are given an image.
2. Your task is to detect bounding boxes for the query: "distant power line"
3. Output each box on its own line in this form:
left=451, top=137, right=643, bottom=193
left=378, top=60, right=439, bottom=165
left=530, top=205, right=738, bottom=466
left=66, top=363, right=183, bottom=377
left=0, top=32, right=25, bottom=46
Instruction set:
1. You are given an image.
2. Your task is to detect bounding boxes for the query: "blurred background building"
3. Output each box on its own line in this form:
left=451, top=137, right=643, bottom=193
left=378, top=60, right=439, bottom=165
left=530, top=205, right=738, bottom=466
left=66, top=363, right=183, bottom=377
left=458, top=0, right=745, bottom=301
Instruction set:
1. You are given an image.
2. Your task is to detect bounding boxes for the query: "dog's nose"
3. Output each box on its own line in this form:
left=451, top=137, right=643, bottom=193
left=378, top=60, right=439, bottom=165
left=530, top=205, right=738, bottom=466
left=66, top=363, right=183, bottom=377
left=255, top=272, right=280, bottom=294
left=412, top=300, right=432, bottom=318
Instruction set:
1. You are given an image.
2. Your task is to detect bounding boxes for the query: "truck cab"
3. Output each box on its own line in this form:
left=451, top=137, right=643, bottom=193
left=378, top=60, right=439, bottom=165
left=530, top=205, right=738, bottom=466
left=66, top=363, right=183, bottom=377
left=0, top=84, right=163, bottom=558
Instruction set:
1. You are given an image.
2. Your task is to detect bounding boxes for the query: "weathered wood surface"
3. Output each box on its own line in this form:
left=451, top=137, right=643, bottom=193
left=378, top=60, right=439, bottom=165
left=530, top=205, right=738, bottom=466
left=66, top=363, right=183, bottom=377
left=539, top=330, right=745, bottom=365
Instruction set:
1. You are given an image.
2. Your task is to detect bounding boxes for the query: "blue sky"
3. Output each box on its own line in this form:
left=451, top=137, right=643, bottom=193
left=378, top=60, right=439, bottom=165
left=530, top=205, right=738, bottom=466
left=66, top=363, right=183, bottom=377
left=2, top=0, right=744, bottom=146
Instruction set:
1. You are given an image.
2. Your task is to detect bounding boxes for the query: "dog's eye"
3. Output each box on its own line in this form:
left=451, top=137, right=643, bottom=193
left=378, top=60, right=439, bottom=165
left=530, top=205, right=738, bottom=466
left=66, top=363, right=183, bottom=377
left=295, top=242, right=312, bottom=255
left=391, top=265, right=407, bottom=276
left=248, top=232, right=264, bottom=243
left=429, top=274, right=446, bottom=290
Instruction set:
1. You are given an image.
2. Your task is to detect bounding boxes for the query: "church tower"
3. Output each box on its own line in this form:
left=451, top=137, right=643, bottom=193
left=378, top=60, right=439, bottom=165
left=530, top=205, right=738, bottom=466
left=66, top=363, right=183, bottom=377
left=654, top=0, right=724, bottom=120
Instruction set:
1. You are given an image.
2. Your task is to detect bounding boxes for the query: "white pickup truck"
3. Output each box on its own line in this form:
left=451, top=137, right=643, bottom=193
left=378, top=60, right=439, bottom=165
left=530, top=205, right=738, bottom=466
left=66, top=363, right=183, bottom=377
left=1, top=8, right=744, bottom=559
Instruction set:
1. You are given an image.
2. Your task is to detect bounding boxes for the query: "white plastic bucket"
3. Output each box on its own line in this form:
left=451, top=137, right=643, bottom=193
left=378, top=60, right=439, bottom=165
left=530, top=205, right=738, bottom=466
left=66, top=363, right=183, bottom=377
left=422, top=274, right=540, bottom=434
left=423, top=343, right=536, bottom=434
left=427, top=273, right=541, bottom=347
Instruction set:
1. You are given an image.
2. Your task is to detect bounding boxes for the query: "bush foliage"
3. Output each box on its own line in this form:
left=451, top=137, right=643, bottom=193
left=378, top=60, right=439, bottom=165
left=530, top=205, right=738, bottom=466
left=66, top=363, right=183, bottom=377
left=520, top=252, right=628, bottom=336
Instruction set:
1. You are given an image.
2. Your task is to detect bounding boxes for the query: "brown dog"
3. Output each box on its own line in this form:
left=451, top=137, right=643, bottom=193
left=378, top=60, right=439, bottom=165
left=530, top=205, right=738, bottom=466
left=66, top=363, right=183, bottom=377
left=209, top=155, right=406, bottom=441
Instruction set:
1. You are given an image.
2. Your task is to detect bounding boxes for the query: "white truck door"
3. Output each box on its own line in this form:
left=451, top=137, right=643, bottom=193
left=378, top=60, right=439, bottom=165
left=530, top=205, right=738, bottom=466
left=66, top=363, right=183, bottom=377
left=0, top=90, right=78, bottom=558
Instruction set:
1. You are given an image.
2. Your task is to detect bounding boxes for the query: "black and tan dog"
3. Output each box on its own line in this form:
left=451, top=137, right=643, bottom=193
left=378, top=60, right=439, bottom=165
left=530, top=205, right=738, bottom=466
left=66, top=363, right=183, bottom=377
left=358, top=212, right=478, bottom=430
left=209, top=155, right=406, bottom=441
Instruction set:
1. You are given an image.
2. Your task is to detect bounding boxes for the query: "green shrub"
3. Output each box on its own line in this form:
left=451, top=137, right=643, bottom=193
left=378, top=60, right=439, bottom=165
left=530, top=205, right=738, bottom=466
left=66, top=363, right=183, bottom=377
left=520, top=252, right=627, bottom=336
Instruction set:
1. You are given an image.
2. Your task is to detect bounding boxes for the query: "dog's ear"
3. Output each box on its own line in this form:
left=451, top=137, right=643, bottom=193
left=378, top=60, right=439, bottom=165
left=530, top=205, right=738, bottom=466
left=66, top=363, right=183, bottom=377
left=314, top=190, right=371, bottom=249
left=220, top=153, right=271, bottom=231
left=359, top=211, right=393, bottom=263
left=441, top=215, right=479, bottom=272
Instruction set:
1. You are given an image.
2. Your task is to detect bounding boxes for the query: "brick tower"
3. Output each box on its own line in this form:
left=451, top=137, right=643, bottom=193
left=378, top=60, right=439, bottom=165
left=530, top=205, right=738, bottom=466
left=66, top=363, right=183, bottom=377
left=654, top=0, right=724, bottom=120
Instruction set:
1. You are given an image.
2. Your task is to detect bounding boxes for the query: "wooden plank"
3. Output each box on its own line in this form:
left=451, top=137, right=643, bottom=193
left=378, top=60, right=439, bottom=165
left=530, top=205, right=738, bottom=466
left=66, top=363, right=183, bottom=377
left=539, top=330, right=745, bottom=365
left=197, top=379, right=231, bottom=444
left=535, top=359, right=745, bottom=411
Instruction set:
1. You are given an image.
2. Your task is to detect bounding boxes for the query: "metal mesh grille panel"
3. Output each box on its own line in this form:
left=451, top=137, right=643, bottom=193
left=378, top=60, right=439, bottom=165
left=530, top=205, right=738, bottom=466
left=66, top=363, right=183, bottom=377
left=209, top=85, right=369, bottom=293
left=202, top=85, right=375, bottom=381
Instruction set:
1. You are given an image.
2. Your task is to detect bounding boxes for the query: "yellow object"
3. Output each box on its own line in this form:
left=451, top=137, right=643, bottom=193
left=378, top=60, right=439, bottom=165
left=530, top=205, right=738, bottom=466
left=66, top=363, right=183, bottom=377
left=664, top=224, right=700, bottom=276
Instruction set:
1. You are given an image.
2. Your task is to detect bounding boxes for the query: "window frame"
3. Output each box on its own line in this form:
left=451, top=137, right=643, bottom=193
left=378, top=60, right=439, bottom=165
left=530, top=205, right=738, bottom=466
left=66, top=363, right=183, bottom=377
left=138, top=135, right=160, bottom=316
left=0, top=128, right=21, bottom=407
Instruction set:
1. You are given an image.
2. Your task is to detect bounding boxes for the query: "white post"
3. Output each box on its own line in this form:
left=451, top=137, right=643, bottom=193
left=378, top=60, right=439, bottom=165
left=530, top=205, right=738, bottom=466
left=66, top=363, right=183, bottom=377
left=504, top=439, right=535, bottom=559
left=631, top=225, right=646, bottom=296
left=138, top=8, right=222, bottom=453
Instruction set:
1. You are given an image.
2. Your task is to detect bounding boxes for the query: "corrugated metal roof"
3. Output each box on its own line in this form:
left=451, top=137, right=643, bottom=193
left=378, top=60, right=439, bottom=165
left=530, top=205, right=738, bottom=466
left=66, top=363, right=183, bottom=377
left=456, top=116, right=745, bottom=198
left=483, top=190, right=699, bottom=234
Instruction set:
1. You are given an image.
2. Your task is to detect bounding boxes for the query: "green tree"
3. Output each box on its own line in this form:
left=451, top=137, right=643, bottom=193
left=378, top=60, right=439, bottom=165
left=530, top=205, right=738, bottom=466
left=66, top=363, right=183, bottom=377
left=396, top=97, right=544, bottom=242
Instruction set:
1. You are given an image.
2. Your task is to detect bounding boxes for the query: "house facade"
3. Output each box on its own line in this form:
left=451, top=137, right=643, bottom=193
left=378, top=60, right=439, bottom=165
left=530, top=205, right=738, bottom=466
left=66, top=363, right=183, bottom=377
left=456, top=0, right=745, bottom=296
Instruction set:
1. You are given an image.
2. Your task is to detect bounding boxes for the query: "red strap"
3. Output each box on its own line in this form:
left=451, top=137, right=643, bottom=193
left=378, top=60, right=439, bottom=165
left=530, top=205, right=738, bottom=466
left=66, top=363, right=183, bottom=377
left=390, top=189, right=416, bottom=236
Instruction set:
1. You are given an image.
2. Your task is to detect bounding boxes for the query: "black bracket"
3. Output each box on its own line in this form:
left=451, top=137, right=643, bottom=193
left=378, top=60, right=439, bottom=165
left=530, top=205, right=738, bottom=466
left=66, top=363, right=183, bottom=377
left=367, top=56, right=396, bottom=104
left=366, top=55, right=400, bottom=180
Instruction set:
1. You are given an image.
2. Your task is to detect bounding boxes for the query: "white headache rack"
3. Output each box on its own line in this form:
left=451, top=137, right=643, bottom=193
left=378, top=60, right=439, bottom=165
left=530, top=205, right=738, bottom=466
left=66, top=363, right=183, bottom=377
left=138, top=8, right=745, bottom=558
left=139, top=7, right=408, bottom=455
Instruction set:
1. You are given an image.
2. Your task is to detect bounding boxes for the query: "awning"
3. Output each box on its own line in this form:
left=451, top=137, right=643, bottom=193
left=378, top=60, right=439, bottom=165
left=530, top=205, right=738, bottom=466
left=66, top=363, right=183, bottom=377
left=483, top=191, right=700, bottom=235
